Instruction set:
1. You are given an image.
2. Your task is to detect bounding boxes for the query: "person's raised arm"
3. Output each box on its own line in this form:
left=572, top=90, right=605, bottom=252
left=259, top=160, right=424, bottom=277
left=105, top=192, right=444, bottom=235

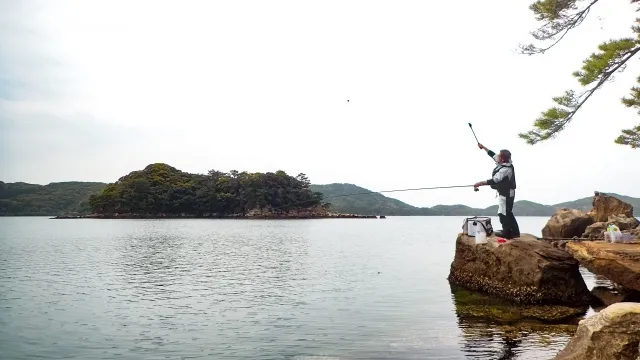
left=477, top=143, right=496, bottom=159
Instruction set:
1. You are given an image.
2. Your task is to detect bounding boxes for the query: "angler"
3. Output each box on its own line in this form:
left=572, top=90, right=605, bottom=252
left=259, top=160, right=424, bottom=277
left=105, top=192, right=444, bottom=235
left=473, top=144, right=521, bottom=239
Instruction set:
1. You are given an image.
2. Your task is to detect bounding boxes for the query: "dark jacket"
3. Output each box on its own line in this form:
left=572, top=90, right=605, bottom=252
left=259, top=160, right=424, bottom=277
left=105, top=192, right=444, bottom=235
left=485, top=150, right=516, bottom=198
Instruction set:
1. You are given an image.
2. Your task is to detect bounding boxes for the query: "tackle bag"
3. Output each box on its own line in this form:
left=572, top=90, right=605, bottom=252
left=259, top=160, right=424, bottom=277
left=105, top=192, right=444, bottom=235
left=462, top=216, right=494, bottom=237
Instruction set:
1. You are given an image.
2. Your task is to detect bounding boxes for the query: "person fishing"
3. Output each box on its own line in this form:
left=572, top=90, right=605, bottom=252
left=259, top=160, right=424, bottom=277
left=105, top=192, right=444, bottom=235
left=473, top=144, right=520, bottom=239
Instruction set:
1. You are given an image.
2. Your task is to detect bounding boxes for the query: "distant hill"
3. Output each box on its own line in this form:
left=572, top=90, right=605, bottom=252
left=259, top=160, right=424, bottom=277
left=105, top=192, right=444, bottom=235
left=554, top=194, right=640, bottom=213
left=2, top=179, right=639, bottom=217
left=0, top=181, right=107, bottom=216
left=309, top=183, right=432, bottom=216
left=311, top=183, right=640, bottom=217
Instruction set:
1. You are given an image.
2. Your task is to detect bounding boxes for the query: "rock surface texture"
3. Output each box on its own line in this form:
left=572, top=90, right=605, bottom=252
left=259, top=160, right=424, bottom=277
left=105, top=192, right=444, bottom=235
left=582, top=222, right=607, bottom=239
left=541, top=209, right=594, bottom=239
left=541, top=194, right=639, bottom=239
left=447, top=234, right=592, bottom=306
left=554, top=302, right=640, bottom=360
left=589, top=194, right=635, bottom=222
left=565, top=241, right=640, bottom=292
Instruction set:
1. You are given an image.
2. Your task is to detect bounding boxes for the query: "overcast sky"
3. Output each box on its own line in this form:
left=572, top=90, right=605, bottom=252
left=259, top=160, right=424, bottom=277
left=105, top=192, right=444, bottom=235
left=1, top=0, right=639, bottom=208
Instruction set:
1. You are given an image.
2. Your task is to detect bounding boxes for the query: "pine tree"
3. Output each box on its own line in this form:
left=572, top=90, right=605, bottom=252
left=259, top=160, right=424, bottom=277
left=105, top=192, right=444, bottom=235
left=518, top=0, right=640, bottom=149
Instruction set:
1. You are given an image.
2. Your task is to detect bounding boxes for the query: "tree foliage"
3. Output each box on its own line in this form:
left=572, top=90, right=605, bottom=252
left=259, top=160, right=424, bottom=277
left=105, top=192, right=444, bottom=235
left=87, top=163, right=324, bottom=216
left=0, top=181, right=106, bottom=216
left=518, top=0, right=640, bottom=148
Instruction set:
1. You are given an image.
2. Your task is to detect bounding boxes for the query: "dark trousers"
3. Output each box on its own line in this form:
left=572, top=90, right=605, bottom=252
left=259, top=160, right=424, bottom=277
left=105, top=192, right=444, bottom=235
left=498, top=195, right=520, bottom=239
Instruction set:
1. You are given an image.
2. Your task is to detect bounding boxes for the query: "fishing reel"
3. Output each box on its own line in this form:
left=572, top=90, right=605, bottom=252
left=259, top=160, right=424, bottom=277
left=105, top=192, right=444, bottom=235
left=473, top=187, right=479, bottom=192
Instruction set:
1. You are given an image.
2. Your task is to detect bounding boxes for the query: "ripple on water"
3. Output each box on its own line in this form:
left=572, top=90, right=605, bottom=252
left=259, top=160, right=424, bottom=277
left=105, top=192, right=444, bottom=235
left=0, top=216, right=590, bottom=359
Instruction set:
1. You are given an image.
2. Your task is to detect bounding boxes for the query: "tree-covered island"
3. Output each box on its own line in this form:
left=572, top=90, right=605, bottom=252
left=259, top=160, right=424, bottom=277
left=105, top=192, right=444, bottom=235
left=84, top=163, right=374, bottom=219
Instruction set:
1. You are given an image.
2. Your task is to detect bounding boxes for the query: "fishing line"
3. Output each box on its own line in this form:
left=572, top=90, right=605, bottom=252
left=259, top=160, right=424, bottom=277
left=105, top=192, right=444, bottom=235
left=260, top=184, right=478, bottom=213
left=324, top=184, right=476, bottom=199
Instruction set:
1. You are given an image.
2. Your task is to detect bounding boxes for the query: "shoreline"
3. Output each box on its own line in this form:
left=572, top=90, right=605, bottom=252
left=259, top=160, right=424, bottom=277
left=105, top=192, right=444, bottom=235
left=50, top=213, right=380, bottom=220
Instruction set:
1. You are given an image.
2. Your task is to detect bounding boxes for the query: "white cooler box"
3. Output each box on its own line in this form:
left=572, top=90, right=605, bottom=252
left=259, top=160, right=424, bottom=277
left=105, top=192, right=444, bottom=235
left=462, top=216, right=494, bottom=237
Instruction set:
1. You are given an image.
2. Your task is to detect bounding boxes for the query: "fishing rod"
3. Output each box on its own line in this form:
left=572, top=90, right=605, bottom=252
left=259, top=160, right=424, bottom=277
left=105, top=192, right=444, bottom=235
left=468, top=123, right=480, bottom=144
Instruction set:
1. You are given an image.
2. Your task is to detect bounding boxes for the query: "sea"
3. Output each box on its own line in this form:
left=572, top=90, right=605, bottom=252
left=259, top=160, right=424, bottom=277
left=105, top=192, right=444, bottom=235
left=0, top=216, right=603, bottom=360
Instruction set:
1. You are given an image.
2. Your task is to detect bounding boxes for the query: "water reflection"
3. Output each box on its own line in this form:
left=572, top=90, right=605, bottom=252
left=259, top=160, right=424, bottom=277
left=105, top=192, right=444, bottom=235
left=449, top=284, right=581, bottom=359
left=2, top=216, right=608, bottom=360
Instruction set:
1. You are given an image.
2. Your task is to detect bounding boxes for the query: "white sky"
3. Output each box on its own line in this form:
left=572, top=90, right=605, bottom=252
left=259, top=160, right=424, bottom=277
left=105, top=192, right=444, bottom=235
left=1, top=0, right=639, bottom=208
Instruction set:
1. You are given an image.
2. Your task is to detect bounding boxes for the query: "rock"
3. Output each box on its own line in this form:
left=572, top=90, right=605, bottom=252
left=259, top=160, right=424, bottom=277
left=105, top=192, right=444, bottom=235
left=542, top=208, right=594, bottom=239
left=589, top=194, right=635, bottom=222
left=582, top=222, right=607, bottom=239
left=608, top=214, right=640, bottom=231
left=625, top=228, right=640, bottom=238
left=591, top=286, right=626, bottom=308
left=591, top=286, right=640, bottom=308
left=565, top=241, right=640, bottom=292
left=451, top=285, right=587, bottom=323
left=583, top=216, right=638, bottom=240
left=553, top=302, right=640, bottom=360
left=447, top=233, right=592, bottom=306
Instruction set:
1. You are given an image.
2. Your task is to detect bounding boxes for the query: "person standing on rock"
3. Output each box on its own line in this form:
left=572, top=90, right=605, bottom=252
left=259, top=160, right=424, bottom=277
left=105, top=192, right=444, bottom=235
left=473, top=144, right=521, bottom=239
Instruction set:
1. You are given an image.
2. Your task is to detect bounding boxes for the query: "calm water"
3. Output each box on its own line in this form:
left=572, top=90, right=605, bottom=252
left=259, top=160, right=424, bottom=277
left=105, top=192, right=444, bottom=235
left=0, top=216, right=599, bottom=360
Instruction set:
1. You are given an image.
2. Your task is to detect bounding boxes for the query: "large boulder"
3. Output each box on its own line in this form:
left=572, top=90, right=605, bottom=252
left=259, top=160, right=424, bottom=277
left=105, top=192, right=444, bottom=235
left=589, top=193, right=635, bottom=222
left=542, top=208, right=594, bottom=239
left=554, top=302, right=640, bottom=360
left=447, top=233, right=592, bottom=306
left=565, top=241, right=640, bottom=292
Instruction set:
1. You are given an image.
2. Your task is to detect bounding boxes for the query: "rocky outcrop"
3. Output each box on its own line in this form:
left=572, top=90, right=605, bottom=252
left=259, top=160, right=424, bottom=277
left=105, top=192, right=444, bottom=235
left=589, top=193, right=635, bottom=222
left=542, top=209, right=594, bottom=239
left=447, top=233, right=592, bottom=306
left=554, top=302, right=640, bottom=360
left=565, top=241, right=640, bottom=292
left=542, top=194, right=639, bottom=240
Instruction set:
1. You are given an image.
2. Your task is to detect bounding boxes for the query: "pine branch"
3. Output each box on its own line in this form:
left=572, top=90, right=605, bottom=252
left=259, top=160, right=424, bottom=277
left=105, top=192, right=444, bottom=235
left=519, top=0, right=601, bottom=55
left=519, top=39, right=640, bottom=144
left=614, top=124, right=640, bottom=148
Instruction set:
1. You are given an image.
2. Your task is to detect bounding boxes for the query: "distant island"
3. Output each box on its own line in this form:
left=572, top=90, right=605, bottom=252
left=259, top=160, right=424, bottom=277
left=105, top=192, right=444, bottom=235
left=71, top=163, right=337, bottom=219
left=1, top=163, right=639, bottom=217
